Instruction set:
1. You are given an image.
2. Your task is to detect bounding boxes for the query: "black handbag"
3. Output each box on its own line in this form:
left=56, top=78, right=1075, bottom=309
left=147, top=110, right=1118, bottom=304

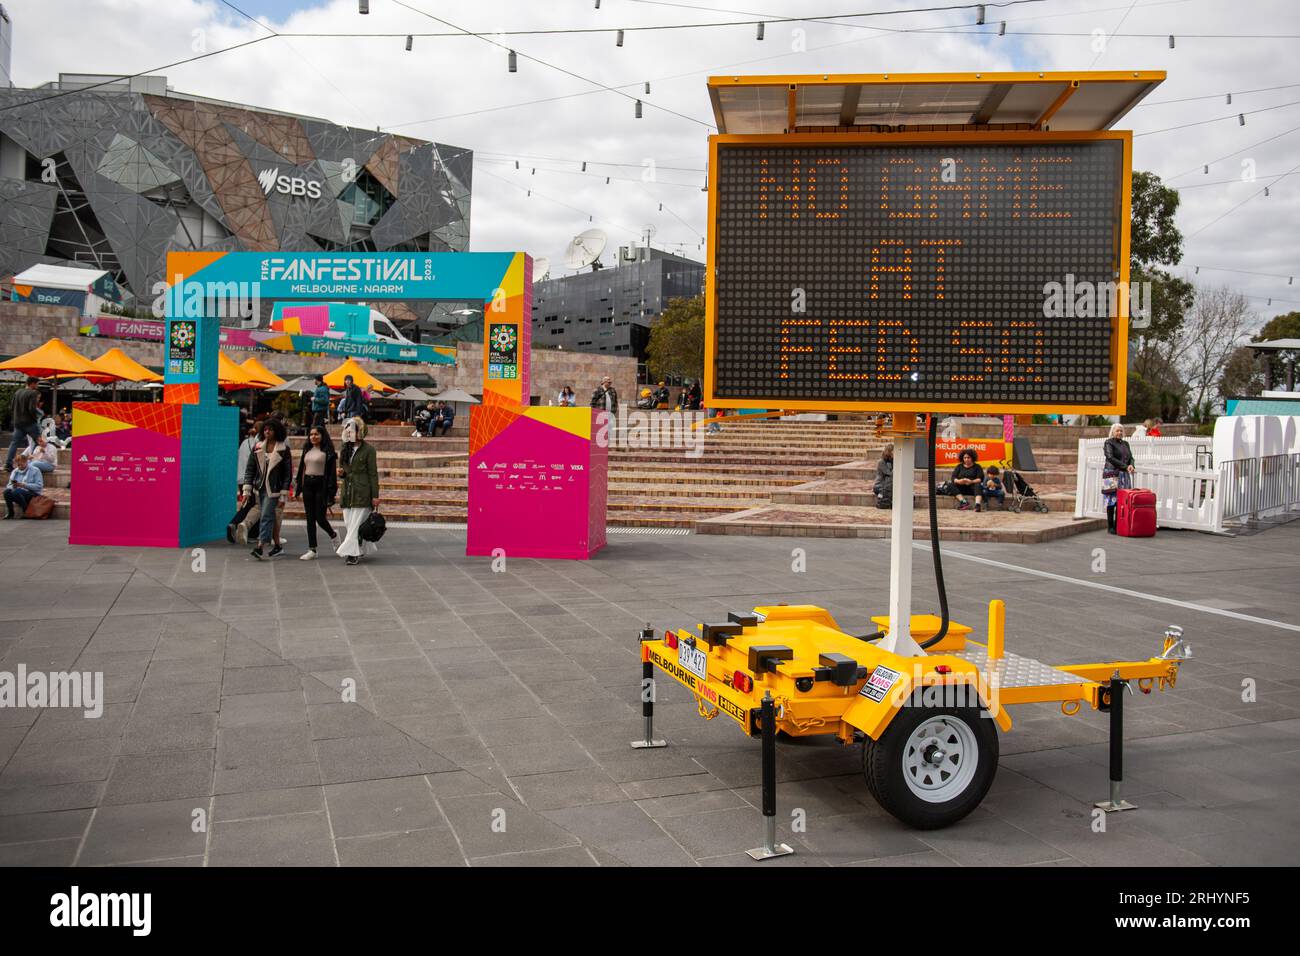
left=358, top=510, right=386, bottom=542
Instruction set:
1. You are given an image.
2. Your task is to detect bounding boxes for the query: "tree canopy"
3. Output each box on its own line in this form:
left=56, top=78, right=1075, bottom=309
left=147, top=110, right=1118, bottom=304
left=646, top=294, right=705, bottom=383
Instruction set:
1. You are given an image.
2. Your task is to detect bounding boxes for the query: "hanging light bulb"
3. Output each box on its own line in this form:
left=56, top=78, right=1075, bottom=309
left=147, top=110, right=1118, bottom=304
left=581, top=161, right=587, bottom=171
left=635, top=99, right=642, bottom=119
left=1194, top=266, right=1200, bottom=274
left=757, top=22, right=765, bottom=40
left=405, top=35, right=413, bottom=51
left=1239, top=114, right=1246, bottom=126
left=999, top=22, right=1006, bottom=36
left=508, top=49, right=517, bottom=72
left=1169, top=35, right=1175, bottom=48
left=616, top=29, right=624, bottom=47
left=658, top=203, right=663, bottom=211
left=358, top=0, right=369, bottom=13
left=976, top=5, right=985, bottom=25
left=1226, top=92, right=1232, bottom=104
left=514, top=160, right=519, bottom=169
left=645, top=81, right=651, bottom=95
left=1204, top=165, right=1209, bottom=174
left=605, top=176, right=611, bottom=184
left=531, top=167, right=535, bottom=175
left=1264, top=186, right=1270, bottom=196
left=594, top=0, right=600, bottom=7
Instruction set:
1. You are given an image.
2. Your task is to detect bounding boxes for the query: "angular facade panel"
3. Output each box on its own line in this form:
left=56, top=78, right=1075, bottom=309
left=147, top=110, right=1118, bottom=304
left=0, top=77, right=472, bottom=319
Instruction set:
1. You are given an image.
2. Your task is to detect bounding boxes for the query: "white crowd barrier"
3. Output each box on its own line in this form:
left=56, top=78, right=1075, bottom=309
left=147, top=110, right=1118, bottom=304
left=1074, top=417, right=1300, bottom=533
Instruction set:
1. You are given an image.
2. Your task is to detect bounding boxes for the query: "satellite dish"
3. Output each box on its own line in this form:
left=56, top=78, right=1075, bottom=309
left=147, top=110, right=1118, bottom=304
left=565, top=228, right=607, bottom=270
left=532, top=256, right=550, bottom=282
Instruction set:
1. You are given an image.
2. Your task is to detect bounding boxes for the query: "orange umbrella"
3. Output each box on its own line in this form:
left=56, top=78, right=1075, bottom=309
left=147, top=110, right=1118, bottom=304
left=322, top=357, right=395, bottom=393
left=219, top=352, right=266, bottom=391
left=84, top=347, right=163, bottom=383
left=0, top=337, right=95, bottom=416
left=240, top=355, right=286, bottom=388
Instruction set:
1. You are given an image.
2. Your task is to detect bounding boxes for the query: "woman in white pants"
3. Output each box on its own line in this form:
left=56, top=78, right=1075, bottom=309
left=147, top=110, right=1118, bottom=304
left=336, top=417, right=379, bottom=565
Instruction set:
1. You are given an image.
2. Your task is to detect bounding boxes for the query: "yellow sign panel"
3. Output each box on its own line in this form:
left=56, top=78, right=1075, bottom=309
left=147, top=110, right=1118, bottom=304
left=705, top=130, right=1133, bottom=414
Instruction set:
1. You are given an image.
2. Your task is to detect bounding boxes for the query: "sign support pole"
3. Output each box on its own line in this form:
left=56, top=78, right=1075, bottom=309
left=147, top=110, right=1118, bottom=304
left=881, top=417, right=925, bottom=657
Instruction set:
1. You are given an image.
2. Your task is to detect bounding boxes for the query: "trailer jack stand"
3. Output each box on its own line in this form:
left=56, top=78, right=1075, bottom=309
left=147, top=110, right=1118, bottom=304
left=1095, top=675, right=1137, bottom=813
left=631, top=638, right=666, bottom=749
left=747, top=692, right=795, bottom=860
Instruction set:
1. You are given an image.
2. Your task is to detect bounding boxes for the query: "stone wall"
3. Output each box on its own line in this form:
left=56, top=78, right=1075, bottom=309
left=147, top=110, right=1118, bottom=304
left=449, top=342, right=637, bottom=406
left=0, top=303, right=632, bottom=401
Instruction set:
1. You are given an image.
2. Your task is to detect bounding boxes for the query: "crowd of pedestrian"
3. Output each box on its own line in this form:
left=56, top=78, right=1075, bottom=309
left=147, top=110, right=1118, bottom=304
left=224, top=408, right=379, bottom=565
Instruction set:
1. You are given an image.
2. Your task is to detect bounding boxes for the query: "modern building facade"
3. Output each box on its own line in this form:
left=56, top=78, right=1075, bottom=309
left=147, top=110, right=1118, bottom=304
left=530, top=246, right=704, bottom=361
left=0, top=6, right=12, bottom=89
left=0, top=73, right=472, bottom=330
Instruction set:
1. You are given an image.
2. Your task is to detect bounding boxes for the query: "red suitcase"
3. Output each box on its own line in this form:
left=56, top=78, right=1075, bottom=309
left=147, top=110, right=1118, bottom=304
left=1117, top=487, right=1157, bottom=537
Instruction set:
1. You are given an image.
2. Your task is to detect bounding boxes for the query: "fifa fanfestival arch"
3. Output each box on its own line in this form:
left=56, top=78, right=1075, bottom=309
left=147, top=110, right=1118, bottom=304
left=69, top=251, right=607, bottom=558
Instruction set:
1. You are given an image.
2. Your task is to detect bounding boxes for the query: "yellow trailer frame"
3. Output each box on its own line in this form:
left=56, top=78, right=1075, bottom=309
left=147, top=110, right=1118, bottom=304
left=643, top=603, right=1186, bottom=743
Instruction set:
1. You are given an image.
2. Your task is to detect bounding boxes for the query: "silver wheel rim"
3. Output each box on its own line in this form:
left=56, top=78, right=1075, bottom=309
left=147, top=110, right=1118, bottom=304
left=902, top=714, right=979, bottom=804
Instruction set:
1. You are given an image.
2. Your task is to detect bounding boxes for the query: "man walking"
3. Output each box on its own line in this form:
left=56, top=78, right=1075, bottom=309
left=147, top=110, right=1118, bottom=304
left=310, top=375, right=330, bottom=427
left=5, top=377, right=42, bottom=472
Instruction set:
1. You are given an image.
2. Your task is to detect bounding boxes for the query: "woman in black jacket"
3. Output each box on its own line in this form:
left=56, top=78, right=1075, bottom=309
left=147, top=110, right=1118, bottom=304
left=1102, top=423, right=1136, bottom=534
left=243, top=417, right=292, bottom=560
left=951, top=449, right=986, bottom=512
left=293, top=425, right=338, bottom=560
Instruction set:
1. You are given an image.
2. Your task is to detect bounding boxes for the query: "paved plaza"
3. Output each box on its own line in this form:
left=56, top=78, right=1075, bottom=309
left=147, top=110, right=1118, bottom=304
left=0, top=519, right=1297, bottom=867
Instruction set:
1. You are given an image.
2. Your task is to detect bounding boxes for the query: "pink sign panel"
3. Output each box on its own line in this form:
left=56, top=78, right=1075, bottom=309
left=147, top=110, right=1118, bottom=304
left=69, top=403, right=182, bottom=547
left=466, top=408, right=606, bottom=560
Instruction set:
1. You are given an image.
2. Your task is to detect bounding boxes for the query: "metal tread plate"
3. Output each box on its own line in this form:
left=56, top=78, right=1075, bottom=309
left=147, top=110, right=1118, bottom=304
left=953, top=646, right=1089, bottom=689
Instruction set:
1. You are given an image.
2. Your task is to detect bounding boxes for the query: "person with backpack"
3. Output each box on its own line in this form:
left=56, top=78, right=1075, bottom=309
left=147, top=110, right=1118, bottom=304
left=336, top=416, right=379, bottom=566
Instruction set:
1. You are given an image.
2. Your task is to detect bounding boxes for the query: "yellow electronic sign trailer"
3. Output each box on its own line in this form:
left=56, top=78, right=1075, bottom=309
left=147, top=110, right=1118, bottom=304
left=634, top=72, right=1189, bottom=858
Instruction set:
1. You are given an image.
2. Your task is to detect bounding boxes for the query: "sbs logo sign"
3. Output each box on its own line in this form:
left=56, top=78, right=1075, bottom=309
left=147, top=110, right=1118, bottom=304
left=257, top=167, right=323, bottom=200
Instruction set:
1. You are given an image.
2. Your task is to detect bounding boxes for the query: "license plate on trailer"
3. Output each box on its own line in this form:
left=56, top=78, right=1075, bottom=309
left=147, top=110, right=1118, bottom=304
left=678, top=641, right=708, bottom=681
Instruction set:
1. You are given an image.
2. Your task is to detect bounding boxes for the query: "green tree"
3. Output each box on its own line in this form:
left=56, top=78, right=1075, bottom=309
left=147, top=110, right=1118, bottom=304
left=1126, top=171, right=1193, bottom=410
left=1130, top=171, right=1184, bottom=269
left=1252, top=311, right=1300, bottom=387
left=646, top=295, right=705, bottom=382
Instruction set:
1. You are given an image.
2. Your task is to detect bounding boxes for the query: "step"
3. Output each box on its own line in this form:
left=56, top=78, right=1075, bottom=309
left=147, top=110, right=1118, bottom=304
left=770, top=479, right=1076, bottom=512
left=695, top=504, right=1105, bottom=543
left=824, top=460, right=1078, bottom=485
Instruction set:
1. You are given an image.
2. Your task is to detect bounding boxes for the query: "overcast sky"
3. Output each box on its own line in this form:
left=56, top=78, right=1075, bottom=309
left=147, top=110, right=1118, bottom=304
left=6, top=0, right=1298, bottom=321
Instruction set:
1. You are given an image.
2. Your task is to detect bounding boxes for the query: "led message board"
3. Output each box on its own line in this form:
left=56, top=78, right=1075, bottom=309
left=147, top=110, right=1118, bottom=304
left=707, top=133, right=1131, bottom=413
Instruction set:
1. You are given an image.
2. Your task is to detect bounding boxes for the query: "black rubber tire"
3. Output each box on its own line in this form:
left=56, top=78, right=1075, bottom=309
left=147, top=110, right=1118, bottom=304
left=863, top=705, right=998, bottom=829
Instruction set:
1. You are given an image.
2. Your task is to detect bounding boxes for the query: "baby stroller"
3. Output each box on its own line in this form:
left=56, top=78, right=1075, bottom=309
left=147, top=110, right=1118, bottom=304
left=1002, top=466, right=1050, bottom=514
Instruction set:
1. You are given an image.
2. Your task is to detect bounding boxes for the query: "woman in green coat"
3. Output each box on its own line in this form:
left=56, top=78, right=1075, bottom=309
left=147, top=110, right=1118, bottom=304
left=336, top=416, right=379, bottom=565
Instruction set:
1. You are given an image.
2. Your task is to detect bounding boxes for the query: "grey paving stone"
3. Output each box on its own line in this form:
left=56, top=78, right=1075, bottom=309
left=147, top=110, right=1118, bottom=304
left=80, top=798, right=209, bottom=865
left=208, top=812, right=337, bottom=866
left=102, top=747, right=214, bottom=806
left=324, top=776, right=445, bottom=838
left=336, top=827, right=466, bottom=866
left=314, top=733, right=453, bottom=785
left=0, top=837, right=82, bottom=865
left=472, top=845, right=598, bottom=866
left=120, top=712, right=218, bottom=755
left=0, top=808, right=91, bottom=845
left=438, top=794, right=580, bottom=858
left=213, top=786, right=325, bottom=822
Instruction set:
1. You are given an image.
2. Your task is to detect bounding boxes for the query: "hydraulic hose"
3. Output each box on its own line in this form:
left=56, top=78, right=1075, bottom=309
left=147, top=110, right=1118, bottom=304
left=919, top=413, right=949, bottom=650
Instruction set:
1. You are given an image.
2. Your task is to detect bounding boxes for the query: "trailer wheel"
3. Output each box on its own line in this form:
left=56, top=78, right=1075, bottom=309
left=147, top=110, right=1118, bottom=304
left=863, top=705, right=998, bottom=829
